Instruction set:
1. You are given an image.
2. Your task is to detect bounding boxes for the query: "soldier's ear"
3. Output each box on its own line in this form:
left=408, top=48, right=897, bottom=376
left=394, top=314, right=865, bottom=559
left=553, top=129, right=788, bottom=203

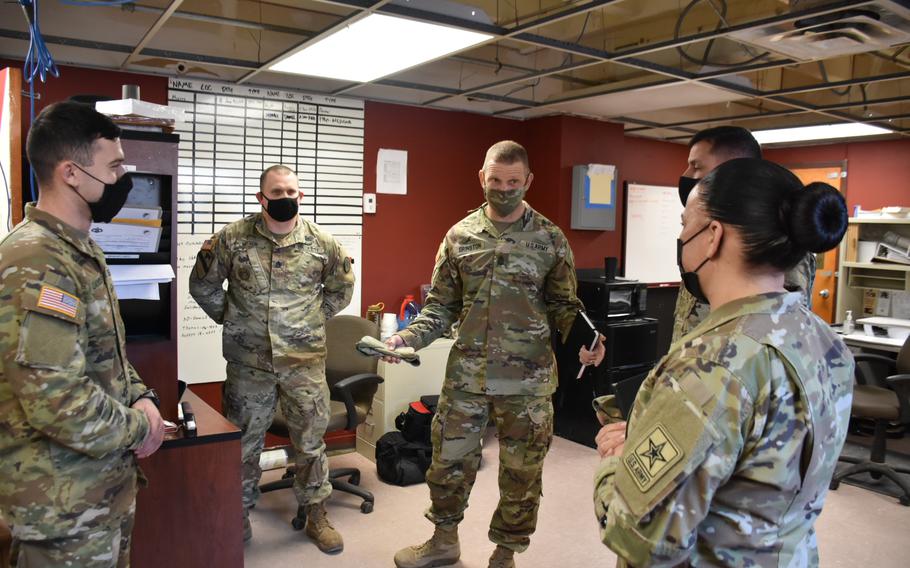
left=59, top=160, right=80, bottom=187
left=478, top=169, right=485, bottom=188
left=525, top=172, right=534, bottom=191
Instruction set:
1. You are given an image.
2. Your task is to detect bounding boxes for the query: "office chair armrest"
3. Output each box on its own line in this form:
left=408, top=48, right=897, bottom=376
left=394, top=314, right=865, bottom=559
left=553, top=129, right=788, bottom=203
left=853, top=354, right=897, bottom=386
left=332, top=373, right=384, bottom=431
left=886, top=373, right=910, bottom=423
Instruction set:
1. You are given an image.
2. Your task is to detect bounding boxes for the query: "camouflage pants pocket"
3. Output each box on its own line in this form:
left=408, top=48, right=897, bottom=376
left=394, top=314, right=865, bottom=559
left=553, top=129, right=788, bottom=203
left=436, top=395, right=487, bottom=463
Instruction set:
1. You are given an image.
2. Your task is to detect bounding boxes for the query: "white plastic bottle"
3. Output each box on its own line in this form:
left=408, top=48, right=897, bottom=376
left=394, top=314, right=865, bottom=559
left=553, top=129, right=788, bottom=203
left=843, top=310, right=855, bottom=335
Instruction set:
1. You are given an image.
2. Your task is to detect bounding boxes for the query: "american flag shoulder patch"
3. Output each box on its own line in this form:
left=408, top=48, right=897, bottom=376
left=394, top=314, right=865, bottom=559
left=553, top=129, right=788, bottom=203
left=36, top=285, right=80, bottom=318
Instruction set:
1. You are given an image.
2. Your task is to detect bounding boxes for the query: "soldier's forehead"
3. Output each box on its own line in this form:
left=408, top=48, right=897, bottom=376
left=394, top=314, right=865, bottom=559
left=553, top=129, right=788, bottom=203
left=264, top=171, right=298, bottom=187
left=484, top=161, right=526, bottom=177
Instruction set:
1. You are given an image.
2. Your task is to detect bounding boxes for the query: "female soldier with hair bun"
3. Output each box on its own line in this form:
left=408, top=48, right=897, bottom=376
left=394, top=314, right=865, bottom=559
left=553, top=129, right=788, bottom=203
left=592, top=158, right=854, bottom=567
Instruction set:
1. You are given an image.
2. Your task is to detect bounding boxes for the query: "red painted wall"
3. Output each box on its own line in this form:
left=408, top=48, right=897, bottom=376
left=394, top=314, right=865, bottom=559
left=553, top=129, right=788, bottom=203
left=765, top=139, right=910, bottom=212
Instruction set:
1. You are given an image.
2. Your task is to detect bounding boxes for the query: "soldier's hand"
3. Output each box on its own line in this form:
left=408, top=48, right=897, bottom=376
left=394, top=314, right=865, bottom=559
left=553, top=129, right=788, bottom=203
left=579, top=333, right=606, bottom=367
left=133, top=398, right=165, bottom=458
left=595, top=421, right=626, bottom=459
left=382, top=335, right=405, bottom=364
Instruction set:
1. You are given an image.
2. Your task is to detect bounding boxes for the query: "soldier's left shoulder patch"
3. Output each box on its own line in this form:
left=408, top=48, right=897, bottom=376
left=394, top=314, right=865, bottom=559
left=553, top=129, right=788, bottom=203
left=343, top=257, right=352, bottom=273
left=36, top=285, right=80, bottom=319
left=623, top=423, right=683, bottom=492
left=201, top=238, right=214, bottom=252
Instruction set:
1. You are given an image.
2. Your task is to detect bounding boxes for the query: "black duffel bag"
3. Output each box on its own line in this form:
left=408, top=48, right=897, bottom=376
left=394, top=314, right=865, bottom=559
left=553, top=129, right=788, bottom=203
left=395, top=400, right=434, bottom=444
left=375, top=431, right=432, bottom=486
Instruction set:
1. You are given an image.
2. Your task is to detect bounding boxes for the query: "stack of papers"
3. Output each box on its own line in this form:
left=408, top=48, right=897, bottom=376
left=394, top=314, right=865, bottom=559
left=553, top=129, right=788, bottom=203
left=109, top=264, right=175, bottom=301
left=90, top=206, right=163, bottom=254
left=95, top=98, right=185, bottom=122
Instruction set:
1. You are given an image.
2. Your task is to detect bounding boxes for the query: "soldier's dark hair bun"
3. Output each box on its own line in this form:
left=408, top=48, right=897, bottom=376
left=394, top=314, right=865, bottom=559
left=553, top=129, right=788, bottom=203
left=782, top=182, right=848, bottom=254
left=698, top=158, right=848, bottom=271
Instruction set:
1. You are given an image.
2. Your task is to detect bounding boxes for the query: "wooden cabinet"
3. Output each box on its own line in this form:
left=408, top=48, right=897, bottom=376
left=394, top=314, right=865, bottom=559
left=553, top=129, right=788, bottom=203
left=836, top=218, right=910, bottom=323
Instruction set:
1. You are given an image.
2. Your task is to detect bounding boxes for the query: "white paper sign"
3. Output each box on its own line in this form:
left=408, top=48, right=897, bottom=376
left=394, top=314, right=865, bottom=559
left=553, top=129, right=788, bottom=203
left=377, top=148, right=408, bottom=195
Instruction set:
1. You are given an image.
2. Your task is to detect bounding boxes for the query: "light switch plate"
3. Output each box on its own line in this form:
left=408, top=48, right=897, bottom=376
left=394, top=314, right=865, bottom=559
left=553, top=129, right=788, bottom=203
left=363, top=193, right=377, bottom=214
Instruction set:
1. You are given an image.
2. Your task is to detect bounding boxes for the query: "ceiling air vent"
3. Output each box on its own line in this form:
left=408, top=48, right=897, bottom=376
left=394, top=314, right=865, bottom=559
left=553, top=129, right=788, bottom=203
left=729, top=1, right=910, bottom=61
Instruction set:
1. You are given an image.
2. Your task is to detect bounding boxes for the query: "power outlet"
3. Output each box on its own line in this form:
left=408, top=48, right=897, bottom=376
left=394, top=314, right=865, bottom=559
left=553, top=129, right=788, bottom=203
left=363, top=193, right=377, bottom=214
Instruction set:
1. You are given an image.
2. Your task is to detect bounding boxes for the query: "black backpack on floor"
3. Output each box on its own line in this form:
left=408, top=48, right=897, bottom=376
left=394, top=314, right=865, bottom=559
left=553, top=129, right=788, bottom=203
left=375, top=431, right=432, bottom=486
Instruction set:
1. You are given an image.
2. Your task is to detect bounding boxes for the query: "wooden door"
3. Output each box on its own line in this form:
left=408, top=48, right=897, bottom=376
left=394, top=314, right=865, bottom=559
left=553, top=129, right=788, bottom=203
left=789, top=165, right=846, bottom=323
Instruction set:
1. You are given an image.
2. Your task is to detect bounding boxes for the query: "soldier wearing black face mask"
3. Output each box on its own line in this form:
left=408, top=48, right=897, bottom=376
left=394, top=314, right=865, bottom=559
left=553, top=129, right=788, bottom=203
left=671, top=126, right=817, bottom=343
left=189, top=164, right=355, bottom=552
left=0, top=101, right=165, bottom=567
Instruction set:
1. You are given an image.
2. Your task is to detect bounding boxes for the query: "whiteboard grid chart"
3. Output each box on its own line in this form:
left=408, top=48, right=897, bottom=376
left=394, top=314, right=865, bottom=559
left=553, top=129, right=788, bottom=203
left=168, top=78, right=364, bottom=236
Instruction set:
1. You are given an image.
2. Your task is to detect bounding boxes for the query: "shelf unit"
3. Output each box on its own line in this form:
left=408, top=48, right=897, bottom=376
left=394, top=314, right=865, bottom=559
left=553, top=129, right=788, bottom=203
left=835, top=218, right=910, bottom=323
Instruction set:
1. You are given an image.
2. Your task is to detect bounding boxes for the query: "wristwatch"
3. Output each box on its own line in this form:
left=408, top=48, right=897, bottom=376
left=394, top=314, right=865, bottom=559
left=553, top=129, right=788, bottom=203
left=134, top=388, right=161, bottom=409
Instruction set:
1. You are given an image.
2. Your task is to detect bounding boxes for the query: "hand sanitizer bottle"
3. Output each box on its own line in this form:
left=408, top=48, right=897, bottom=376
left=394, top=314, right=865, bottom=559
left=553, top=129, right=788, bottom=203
left=843, top=310, right=855, bottom=334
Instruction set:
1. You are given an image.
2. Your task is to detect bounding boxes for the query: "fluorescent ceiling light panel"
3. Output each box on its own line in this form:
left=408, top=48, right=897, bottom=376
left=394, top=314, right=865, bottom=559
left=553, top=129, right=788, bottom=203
left=268, top=14, right=492, bottom=83
left=753, top=123, right=892, bottom=145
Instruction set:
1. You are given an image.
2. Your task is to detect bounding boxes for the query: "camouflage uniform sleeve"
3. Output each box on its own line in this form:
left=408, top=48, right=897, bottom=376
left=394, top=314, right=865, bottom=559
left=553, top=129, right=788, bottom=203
left=785, top=252, right=816, bottom=310
left=126, top=361, right=149, bottom=406
left=398, top=238, right=462, bottom=351
left=593, top=359, right=752, bottom=566
left=0, top=274, right=150, bottom=458
left=320, top=234, right=355, bottom=320
left=188, top=232, right=231, bottom=324
left=545, top=233, right=585, bottom=339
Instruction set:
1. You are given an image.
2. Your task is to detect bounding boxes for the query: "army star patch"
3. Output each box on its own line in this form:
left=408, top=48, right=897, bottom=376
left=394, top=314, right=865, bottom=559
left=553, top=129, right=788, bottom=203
left=623, top=424, right=682, bottom=492
left=37, top=285, right=79, bottom=318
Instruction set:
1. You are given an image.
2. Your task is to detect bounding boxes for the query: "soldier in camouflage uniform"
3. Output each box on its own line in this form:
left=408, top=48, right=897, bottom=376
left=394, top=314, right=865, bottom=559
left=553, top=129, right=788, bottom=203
left=593, top=159, right=853, bottom=567
left=386, top=141, right=593, bottom=568
left=189, top=165, right=354, bottom=553
left=0, top=101, right=165, bottom=567
left=671, top=126, right=816, bottom=343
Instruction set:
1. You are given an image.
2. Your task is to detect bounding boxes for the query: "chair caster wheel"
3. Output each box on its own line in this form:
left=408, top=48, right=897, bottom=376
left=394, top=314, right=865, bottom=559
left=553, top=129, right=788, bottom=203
left=829, top=480, right=840, bottom=491
left=291, top=517, right=305, bottom=530
left=282, top=471, right=294, bottom=480
left=900, top=496, right=910, bottom=507
left=361, top=501, right=374, bottom=514
left=350, top=472, right=361, bottom=486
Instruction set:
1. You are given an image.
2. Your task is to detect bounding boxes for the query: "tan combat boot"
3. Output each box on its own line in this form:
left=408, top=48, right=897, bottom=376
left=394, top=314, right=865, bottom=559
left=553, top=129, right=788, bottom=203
left=488, top=545, right=516, bottom=568
left=304, top=501, right=344, bottom=553
left=393, top=525, right=460, bottom=568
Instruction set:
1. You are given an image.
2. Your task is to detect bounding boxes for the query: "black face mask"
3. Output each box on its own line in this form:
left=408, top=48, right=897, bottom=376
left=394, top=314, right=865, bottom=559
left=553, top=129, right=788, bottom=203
left=678, top=175, right=698, bottom=207
left=677, top=223, right=712, bottom=304
left=72, top=165, right=133, bottom=223
left=261, top=195, right=299, bottom=222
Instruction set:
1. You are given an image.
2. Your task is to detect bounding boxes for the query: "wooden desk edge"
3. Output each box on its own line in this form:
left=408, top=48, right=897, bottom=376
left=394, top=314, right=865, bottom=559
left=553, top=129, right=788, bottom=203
left=162, top=389, right=240, bottom=449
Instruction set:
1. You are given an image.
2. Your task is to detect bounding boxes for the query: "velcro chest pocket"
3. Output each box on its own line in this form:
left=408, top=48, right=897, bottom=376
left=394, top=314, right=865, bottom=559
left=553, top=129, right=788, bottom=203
left=16, top=284, right=86, bottom=371
left=615, top=371, right=720, bottom=522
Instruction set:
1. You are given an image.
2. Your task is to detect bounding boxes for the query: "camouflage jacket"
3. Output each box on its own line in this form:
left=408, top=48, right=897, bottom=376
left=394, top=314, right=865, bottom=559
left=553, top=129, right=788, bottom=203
left=594, top=292, right=853, bottom=567
left=398, top=203, right=584, bottom=396
left=671, top=252, right=817, bottom=343
left=189, top=214, right=354, bottom=372
left=0, top=205, right=151, bottom=538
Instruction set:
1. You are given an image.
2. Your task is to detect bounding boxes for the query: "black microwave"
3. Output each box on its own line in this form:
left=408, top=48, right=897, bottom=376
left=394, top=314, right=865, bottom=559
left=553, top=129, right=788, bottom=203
left=576, top=277, right=648, bottom=320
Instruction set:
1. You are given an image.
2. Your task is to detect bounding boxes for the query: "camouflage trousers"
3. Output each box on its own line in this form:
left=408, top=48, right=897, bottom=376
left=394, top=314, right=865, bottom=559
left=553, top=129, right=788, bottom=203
left=425, top=388, right=554, bottom=552
left=223, top=361, right=333, bottom=514
left=10, top=507, right=135, bottom=567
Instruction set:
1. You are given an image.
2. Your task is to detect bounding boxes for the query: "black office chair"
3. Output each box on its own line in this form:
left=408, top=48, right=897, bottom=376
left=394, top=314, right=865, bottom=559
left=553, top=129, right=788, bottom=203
left=830, top=336, right=910, bottom=506
left=260, top=315, right=384, bottom=528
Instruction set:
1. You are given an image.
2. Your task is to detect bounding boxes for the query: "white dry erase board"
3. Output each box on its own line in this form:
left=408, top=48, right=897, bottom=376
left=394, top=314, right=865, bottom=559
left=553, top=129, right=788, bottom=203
left=168, top=79, right=363, bottom=383
left=623, top=183, right=683, bottom=285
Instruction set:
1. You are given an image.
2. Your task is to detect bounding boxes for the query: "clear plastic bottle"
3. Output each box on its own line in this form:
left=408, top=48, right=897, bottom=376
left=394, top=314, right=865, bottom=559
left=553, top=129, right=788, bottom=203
left=843, top=310, right=855, bottom=335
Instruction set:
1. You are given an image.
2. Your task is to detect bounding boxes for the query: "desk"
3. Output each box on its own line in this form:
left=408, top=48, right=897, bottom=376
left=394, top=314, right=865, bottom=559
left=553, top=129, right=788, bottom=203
left=131, top=389, right=243, bottom=567
left=842, top=332, right=905, bottom=354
